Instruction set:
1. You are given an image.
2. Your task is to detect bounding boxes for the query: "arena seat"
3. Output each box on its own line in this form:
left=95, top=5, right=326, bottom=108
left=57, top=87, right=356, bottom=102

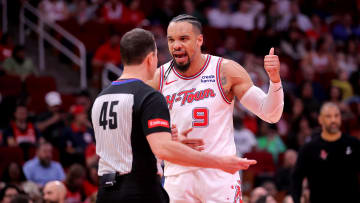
left=243, top=151, right=276, bottom=174
left=25, top=75, right=57, bottom=96
left=0, top=75, right=22, bottom=97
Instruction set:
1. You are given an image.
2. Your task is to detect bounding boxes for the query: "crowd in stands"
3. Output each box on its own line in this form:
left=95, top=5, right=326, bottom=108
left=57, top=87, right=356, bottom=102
left=1, top=0, right=360, bottom=202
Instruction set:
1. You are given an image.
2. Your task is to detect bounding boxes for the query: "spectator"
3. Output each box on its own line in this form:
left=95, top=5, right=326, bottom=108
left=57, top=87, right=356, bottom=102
left=282, top=195, right=294, bottom=203
left=3, top=104, right=43, bottom=160
left=68, top=0, right=98, bottom=25
left=274, top=149, right=297, bottom=191
left=1, top=162, right=27, bottom=188
left=9, top=194, right=32, bottom=203
left=61, top=105, right=94, bottom=166
left=122, top=0, right=146, bottom=26
left=207, top=0, right=231, bottom=28
left=43, top=181, right=66, bottom=203
left=250, top=187, right=268, bottom=203
left=0, top=185, right=21, bottom=203
left=2, top=45, right=36, bottom=81
left=0, top=33, right=14, bottom=62
left=183, top=0, right=207, bottom=25
left=21, top=182, right=42, bottom=203
left=233, top=116, right=257, bottom=157
left=280, top=28, right=307, bottom=61
left=92, top=32, right=121, bottom=69
left=230, top=0, right=264, bottom=31
left=3, top=104, right=42, bottom=148
left=291, top=102, right=360, bottom=203
left=23, top=142, right=65, bottom=187
left=75, top=90, right=92, bottom=121
left=100, top=0, right=125, bottom=23
left=332, top=14, right=359, bottom=42
left=216, top=36, right=244, bottom=63
left=257, top=2, right=281, bottom=31
left=336, top=39, right=359, bottom=76
left=257, top=123, right=286, bottom=163
left=301, top=37, right=337, bottom=75
left=287, top=116, right=312, bottom=151
left=39, top=0, right=70, bottom=23
left=36, top=91, right=66, bottom=147
left=255, top=195, right=276, bottom=203
left=82, top=163, right=98, bottom=198
left=305, top=14, right=329, bottom=43
left=278, top=2, right=313, bottom=32
left=149, top=0, right=176, bottom=25
left=65, top=164, right=86, bottom=203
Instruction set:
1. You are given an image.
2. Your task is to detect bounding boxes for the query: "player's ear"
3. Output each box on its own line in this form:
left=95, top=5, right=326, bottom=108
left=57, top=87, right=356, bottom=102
left=197, top=34, right=203, bottom=48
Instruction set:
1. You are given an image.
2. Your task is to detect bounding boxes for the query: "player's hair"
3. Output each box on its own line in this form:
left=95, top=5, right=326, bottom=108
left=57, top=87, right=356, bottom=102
left=169, top=14, right=202, bottom=34
left=120, top=28, right=156, bottom=65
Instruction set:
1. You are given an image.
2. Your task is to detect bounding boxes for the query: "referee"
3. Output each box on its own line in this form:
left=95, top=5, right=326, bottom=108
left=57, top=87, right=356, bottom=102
left=92, top=28, right=256, bottom=203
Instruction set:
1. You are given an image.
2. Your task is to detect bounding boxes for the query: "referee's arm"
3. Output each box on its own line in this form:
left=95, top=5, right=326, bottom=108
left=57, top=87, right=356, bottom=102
left=142, top=92, right=256, bottom=174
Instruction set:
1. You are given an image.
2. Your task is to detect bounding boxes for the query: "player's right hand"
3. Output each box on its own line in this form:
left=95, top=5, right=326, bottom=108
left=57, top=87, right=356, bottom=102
left=220, top=156, right=257, bottom=174
left=171, top=124, right=204, bottom=151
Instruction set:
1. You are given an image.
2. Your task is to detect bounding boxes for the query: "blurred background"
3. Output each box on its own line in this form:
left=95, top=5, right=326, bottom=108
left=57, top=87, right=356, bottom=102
left=0, top=0, right=360, bottom=202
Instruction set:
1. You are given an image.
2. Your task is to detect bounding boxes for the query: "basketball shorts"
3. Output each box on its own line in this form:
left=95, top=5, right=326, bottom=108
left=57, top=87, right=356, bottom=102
left=164, top=168, right=242, bottom=203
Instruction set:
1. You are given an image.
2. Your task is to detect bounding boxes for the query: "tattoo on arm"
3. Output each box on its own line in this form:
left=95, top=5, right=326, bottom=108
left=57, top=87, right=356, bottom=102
left=221, top=75, right=230, bottom=96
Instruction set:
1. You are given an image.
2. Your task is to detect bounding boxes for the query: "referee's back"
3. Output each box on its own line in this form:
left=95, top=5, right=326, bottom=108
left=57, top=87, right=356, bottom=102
left=92, top=79, right=171, bottom=202
left=92, top=79, right=160, bottom=177
left=91, top=28, right=170, bottom=203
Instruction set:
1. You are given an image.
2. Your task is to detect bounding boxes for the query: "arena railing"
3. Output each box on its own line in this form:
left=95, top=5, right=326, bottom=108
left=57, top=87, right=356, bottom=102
left=19, top=2, right=87, bottom=89
left=102, top=63, right=123, bottom=89
left=1, top=0, right=7, bottom=33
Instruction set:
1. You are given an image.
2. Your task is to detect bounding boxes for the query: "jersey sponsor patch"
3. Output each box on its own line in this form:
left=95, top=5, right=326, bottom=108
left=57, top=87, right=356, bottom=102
left=148, top=118, right=170, bottom=128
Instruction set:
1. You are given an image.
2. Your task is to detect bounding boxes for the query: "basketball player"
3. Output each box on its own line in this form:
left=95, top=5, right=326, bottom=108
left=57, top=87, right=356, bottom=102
left=150, top=15, right=284, bottom=203
left=92, top=28, right=256, bottom=203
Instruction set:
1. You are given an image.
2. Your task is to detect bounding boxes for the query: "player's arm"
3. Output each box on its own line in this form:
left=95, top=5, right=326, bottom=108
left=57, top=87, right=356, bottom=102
left=141, top=91, right=256, bottom=174
left=147, top=131, right=255, bottom=174
left=222, top=48, right=284, bottom=123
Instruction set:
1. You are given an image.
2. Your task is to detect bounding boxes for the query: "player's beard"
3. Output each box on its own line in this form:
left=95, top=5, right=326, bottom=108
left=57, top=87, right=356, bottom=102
left=172, top=52, right=191, bottom=72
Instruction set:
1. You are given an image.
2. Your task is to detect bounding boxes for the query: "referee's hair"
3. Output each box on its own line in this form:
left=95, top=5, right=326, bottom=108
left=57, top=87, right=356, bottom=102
left=120, top=28, right=156, bottom=65
left=170, top=14, right=202, bottom=34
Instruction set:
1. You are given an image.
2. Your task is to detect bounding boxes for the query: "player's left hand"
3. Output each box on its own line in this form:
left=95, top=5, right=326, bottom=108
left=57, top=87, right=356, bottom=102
left=264, top=47, right=281, bottom=83
left=171, top=124, right=204, bottom=151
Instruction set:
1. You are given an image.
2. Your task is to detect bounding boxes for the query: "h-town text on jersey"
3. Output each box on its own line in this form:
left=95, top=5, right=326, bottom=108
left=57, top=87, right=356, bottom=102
left=165, top=88, right=216, bottom=110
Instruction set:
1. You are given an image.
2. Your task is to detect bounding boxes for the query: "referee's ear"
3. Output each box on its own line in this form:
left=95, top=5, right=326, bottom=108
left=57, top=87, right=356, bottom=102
left=145, top=51, right=158, bottom=70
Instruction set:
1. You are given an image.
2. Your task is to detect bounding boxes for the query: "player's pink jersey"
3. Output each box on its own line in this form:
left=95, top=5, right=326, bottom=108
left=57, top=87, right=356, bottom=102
left=160, top=54, right=236, bottom=176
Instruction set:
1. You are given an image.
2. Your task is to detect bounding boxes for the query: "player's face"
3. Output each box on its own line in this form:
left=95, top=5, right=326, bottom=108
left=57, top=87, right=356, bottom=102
left=319, top=106, right=341, bottom=134
left=167, top=21, right=203, bottom=72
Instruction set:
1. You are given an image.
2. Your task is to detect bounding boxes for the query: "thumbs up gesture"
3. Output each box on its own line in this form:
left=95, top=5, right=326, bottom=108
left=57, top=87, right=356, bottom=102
left=264, top=47, right=281, bottom=83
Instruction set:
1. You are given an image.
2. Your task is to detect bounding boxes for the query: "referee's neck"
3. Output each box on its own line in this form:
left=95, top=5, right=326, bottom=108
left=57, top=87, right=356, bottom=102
left=118, top=65, right=152, bottom=85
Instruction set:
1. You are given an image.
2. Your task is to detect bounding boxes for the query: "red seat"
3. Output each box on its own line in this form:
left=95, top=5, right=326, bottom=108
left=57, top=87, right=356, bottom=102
left=25, top=76, right=57, bottom=96
left=27, top=92, right=48, bottom=114
left=0, top=75, right=22, bottom=97
left=77, top=21, right=110, bottom=52
left=244, top=151, right=276, bottom=174
left=202, top=26, right=225, bottom=53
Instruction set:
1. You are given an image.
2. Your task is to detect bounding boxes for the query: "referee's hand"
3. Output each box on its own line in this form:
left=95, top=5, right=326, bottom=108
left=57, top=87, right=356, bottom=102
left=219, top=157, right=257, bottom=174
left=171, top=124, right=204, bottom=151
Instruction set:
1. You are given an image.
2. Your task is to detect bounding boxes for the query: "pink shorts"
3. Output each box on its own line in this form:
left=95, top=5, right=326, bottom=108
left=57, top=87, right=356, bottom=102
left=164, top=168, right=242, bottom=203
